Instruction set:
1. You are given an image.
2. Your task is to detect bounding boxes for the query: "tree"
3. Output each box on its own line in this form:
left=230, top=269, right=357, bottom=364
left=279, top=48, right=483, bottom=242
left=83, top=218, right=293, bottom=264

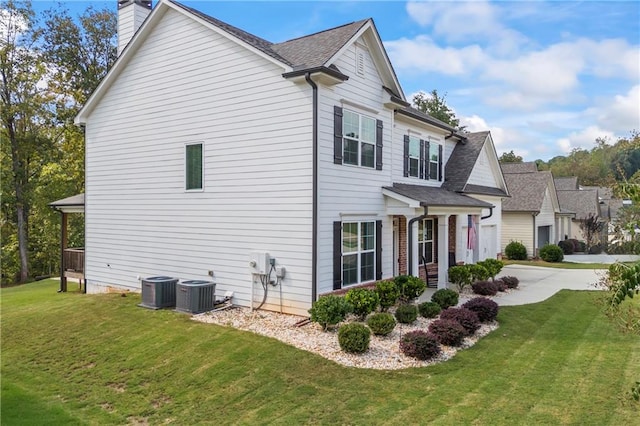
left=578, top=213, right=605, bottom=252
left=1, top=0, right=52, bottom=283
left=412, top=90, right=462, bottom=130
left=498, top=150, right=523, bottom=163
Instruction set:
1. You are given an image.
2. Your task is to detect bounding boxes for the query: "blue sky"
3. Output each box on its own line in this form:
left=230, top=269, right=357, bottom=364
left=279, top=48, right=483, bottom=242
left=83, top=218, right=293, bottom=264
left=33, top=0, right=640, bottom=161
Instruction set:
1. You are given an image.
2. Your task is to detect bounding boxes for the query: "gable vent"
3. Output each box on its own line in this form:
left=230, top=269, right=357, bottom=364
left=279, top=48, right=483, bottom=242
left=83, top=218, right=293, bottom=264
left=356, top=48, right=365, bottom=77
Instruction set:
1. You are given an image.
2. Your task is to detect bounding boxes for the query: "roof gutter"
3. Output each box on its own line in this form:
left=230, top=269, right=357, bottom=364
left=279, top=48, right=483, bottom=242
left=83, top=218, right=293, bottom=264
left=283, top=66, right=349, bottom=81
left=304, top=72, right=319, bottom=304
left=407, top=207, right=429, bottom=276
left=396, top=109, right=467, bottom=141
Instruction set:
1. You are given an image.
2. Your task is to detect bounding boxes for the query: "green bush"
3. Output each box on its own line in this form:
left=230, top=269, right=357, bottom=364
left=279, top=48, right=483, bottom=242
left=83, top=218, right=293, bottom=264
left=394, top=303, right=418, bottom=324
left=477, top=258, right=504, bottom=280
left=366, top=312, right=396, bottom=336
left=468, top=264, right=490, bottom=282
left=308, top=295, right=352, bottom=331
left=431, top=288, right=459, bottom=309
left=448, top=265, right=472, bottom=291
left=540, top=244, right=564, bottom=262
left=558, top=239, right=574, bottom=254
left=337, top=323, right=371, bottom=353
left=418, top=301, right=441, bottom=318
left=399, top=331, right=441, bottom=360
left=344, top=288, right=379, bottom=319
left=374, top=280, right=400, bottom=312
left=505, top=241, right=527, bottom=260
left=394, top=275, right=427, bottom=302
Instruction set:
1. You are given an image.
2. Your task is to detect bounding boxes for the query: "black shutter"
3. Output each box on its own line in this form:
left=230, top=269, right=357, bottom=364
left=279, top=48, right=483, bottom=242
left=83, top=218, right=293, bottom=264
left=403, top=135, right=409, bottom=177
left=424, top=140, right=430, bottom=180
left=438, top=144, right=443, bottom=181
left=375, top=119, right=383, bottom=170
left=333, top=221, right=342, bottom=290
left=334, top=106, right=343, bottom=165
left=376, top=220, right=382, bottom=280
left=419, top=139, right=425, bottom=179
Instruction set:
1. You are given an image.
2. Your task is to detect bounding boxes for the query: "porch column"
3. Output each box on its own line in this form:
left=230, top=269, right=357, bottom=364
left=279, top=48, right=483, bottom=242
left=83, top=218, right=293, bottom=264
left=473, top=214, right=481, bottom=263
left=59, top=212, right=68, bottom=292
left=457, top=214, right=468, bottom=264
left=437, top=215, right=450, bottom=289
left=410, top=219, right=419, bottom=276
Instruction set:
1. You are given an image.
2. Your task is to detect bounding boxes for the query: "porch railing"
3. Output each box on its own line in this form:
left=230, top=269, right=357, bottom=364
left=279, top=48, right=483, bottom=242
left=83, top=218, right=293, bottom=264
left=63, top=248, right=84, bottom=273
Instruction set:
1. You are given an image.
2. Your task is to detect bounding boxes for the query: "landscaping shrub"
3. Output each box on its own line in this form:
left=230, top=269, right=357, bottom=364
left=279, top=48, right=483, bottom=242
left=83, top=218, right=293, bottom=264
left=366, top=312, right=396, bottom=336
left=431, top=288, right=459, bottom=309
left=540, top=244, right=564, bottom=262
left=448, top=265, right=473, bottom=292
left=505, top=241, right=527, bottom=260
left=462, top=297, right=499, bottom=322
left=418, top=301, right=441, bottom=318
left=495, top=279, right=508, bottom=292
left=374, top=280, right=400, bottom=312
left=428, top=319, right=466, bottom=346
left=472, top=280, right=499, bottom=296
left=569, top=239, right=586, bottom=253
left=394, top=303, right=418, bottom=324
left=308, top=295, right=352, bottom=331
left=399, top=330, right=441, bottom=360
left=468, top=264, right=490, bottom=281
left=439, top=307, right=480, bottom=335
left=345, top=288, right=380, bottom=319
left=558, top=239, right=574, bottom=255
left=501, top=275, right=519, bottom=289
left=337, top=323, right=371, bottom=353
left=477, top=258, right=504, bottom=280
left=589, top=244, right=603, bottom=254
left=394, top=275, right=427, bottom=302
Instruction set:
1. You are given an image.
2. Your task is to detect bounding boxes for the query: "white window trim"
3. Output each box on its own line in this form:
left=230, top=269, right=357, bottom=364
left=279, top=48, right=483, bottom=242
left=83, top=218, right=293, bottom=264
left=429, top=143, right=439, bottom=180
left=408, top=135, right=420, bottom=178
left=343, top=109, right=376, bottom=169
left=418, top=218, right=435, bottom=265
left=185, top=142, right=204, bottom=192
left=342, top=221, right=376, bottom=286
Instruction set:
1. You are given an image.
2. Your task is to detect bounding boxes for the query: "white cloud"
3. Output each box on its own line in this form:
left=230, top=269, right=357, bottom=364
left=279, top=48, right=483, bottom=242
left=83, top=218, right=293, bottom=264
left=556, top=126, right=617, bottom=154
left=591, top=85, right=640, bottom=132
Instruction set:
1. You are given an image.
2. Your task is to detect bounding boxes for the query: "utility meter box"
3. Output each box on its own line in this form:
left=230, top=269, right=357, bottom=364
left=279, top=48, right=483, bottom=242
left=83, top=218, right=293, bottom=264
left=249, top=252, right=270, bottom=275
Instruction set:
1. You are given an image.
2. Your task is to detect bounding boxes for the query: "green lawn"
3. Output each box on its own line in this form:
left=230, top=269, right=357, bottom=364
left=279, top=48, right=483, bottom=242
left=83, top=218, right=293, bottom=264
left=2, top=280, right=638, bottom=425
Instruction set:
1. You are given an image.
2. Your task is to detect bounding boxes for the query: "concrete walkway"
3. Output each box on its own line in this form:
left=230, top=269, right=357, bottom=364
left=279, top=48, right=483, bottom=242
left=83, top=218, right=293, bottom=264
left=418, top=264, right=607, bottom=307
left=563, top=253, right=640, bottom=264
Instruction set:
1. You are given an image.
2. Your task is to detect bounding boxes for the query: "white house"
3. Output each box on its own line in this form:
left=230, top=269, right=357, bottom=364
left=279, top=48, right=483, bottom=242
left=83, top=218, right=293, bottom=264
left=74, top=0, right=509, bottom=315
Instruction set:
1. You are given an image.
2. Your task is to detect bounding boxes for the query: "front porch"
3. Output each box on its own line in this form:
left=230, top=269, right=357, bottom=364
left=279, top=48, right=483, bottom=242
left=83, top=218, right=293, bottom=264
left=49, top=194, right=85, bottom=293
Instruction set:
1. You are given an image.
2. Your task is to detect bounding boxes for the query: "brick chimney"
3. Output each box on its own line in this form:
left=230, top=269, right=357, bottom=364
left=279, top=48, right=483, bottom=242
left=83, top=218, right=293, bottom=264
left=117, top=0, right=152, bottom=56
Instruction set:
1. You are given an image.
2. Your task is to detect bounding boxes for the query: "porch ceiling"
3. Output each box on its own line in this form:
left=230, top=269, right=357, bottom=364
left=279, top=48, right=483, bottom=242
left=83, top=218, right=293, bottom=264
left=382, top=183, right=493, bottom=215
left=49, top=193, right=85, bottom=214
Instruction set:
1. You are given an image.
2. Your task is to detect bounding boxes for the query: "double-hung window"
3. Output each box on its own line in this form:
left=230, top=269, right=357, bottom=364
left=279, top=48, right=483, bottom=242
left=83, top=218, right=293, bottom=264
left=185, top=142, right=203, bottom=191
left=429, top=143, right=439, bottom=180
left=418, top=219, right=434, bottom=265
left=342, top=221, right=376, bottom=285
left=343, top=110, right=376, bottom=168
left=408, top=136, right=420, bottom=177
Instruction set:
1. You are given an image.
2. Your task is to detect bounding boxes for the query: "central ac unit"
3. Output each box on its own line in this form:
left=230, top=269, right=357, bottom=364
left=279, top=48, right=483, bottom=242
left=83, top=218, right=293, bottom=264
left=139, top=276, right=178, bottom=309
left=175, top=280, right=216, bottom=314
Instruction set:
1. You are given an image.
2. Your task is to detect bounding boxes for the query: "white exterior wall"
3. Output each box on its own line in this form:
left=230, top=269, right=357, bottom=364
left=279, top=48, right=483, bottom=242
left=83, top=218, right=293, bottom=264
left=537, top=188, right=557, bottom=247
left=117, top=2, right=151, bottom=55
left=85, top=9, right=313, bottom=315
left=316, top=41, right=394, bottom=295
left=502, top=212, right=534, bottom=258
left=468, top=147, right=498, bottom=188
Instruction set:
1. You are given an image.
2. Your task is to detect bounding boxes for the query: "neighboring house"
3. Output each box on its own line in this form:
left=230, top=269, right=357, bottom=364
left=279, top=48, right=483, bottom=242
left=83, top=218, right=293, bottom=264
left=500, top=162, right=569, bottom=257
left=74, top=0, right=508, bottom=315
left=555, top=178, right=612, bottom=244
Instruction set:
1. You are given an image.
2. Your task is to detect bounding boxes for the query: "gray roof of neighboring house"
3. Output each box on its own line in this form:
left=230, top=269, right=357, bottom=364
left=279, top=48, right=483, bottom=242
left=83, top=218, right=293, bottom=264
left=384, top=183, right=493, bottom=208
left=608, top=199, right=625, bottom=223
left=502, top=172, right=553, bottom=212
left=556, top=189, right=600, bottom=220
left=442, top=131, right=488, bottom=192
left=171, top=0, right=368, bottom=71
left=582, top=185, right=614, bottom=200
left=500, top=161, right=538, bottom=174
left=554, top=177, right=579, bottom=190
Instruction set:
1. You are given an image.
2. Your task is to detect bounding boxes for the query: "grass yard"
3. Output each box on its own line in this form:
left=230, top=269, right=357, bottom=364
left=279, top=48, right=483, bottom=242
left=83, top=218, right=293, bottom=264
left=2, top=280, right=639, bottom=425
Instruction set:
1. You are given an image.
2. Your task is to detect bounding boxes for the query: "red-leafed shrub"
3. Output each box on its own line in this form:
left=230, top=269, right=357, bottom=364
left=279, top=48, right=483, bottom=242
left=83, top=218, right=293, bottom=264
left=439, top=307, right=480, bottom=335
left=501, top=276, right=519, bottom=289
left=428, top=319, right=466, bottom=346
left=472, top=280, right=498, bottom=296
left=462, top=297, right=499, bottom=322
left=495, top=279, right=508, bottom=292
left=399, top=330, right=441, bottom=361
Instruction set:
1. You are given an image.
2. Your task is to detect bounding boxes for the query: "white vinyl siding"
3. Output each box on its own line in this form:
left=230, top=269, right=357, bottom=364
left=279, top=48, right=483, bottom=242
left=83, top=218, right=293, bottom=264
left=84, top=8, right=313, bottom=315
left=501, top=213, right=534, bottom=258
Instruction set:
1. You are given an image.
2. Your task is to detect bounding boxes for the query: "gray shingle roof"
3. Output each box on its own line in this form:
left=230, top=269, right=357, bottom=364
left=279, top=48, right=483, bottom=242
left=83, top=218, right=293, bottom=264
left=500, top=162, right=538, bottom=174
left=384, top=183, right=493, bottom=208
left=556, top=189, right=600, bottom=219
left=49, top=193, right=85, bottom=207
left=554, top=177, right=579, bottom=190
left=502, top=172, right=552, bottom=212
left=171, top=0, right=368, bottom=71
left=443, top=131, right=488, bottom=192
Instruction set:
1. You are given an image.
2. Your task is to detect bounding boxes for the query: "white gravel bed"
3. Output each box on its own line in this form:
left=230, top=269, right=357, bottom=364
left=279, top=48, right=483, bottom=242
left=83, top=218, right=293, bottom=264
left=192, top=307, right=498, bottom=370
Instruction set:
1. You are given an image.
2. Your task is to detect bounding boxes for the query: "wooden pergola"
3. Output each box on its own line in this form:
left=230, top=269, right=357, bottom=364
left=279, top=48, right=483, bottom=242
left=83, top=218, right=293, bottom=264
left=49, top=194, right=85, bottom=293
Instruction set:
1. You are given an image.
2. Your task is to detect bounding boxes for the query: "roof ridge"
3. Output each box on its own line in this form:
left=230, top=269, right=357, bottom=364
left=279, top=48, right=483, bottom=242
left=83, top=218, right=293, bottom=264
left=275, top=19, right=369, bottom=45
